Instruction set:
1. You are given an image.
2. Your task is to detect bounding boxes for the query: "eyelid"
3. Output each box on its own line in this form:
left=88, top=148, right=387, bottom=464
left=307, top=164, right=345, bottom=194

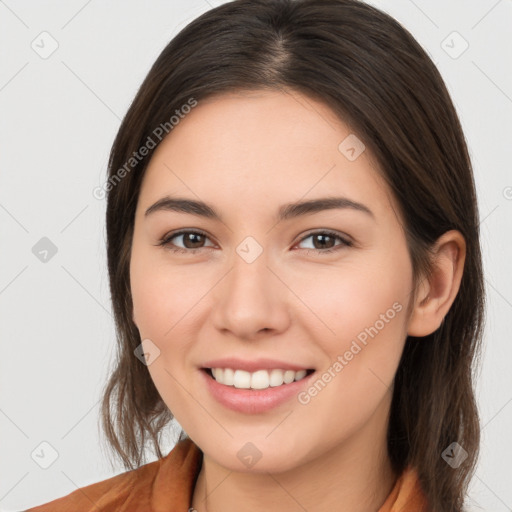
left=157, top=228, right=353, bottom=253
left=295, top=229, right=352, bottom=247
left=293, top=229, right=353, bottom=253
left=157, top=228, right=216, bottom=251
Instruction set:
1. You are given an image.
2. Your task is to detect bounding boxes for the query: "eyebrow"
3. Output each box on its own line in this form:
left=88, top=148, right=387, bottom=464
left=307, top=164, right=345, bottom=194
left=144, top=196, right=374, bottom=222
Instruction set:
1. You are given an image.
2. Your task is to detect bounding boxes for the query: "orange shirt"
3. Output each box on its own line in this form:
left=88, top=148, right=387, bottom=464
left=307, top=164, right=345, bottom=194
left=25, top=438, right=430, bottom=511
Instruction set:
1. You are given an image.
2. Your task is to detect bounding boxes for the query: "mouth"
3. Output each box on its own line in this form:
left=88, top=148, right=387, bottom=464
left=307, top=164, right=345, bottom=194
left=201, top=367, right=315, bottom=391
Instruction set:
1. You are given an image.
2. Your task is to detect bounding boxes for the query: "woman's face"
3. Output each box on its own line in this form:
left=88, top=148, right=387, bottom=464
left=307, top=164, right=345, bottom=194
left=130, top=89, right=415, bottom=473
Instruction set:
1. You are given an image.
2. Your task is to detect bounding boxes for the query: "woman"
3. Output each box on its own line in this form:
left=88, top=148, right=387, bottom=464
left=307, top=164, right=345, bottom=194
left=26, top=0, right=485, bottom=510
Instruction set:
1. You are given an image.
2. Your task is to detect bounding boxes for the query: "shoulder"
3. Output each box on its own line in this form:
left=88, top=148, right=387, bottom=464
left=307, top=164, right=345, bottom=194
left=24, top=437, right=202, bottom=512
left=378, top=465, right=431, bottom=512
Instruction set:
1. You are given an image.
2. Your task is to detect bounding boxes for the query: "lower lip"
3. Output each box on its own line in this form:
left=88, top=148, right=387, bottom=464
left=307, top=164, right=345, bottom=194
left=200, top=369, right=314, bottom=414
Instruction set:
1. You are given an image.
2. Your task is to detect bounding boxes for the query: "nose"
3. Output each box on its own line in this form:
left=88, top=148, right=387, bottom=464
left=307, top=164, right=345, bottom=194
left=211, top=247, right=291, bottom=341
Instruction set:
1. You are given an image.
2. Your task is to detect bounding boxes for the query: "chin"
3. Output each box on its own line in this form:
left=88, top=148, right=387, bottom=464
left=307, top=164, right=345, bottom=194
left=198, top=435, right=310, bottom=474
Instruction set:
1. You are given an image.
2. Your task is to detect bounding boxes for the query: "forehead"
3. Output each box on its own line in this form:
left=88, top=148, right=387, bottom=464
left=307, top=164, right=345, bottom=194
left=138, top=89, right=399, bottom=223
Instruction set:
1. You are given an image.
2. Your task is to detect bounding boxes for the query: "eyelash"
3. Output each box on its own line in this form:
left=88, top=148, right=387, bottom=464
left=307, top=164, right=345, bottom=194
left=156, top=229, right=353, bottom=255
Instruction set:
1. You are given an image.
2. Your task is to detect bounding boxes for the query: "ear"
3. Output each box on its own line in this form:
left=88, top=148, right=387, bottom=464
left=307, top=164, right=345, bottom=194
left=407, top=230, right=466, bottom=337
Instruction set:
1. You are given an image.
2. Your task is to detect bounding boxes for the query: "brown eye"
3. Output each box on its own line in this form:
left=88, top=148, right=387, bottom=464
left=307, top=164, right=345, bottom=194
left=158, top=230, right=215, bottom=253
left=311, top=233, right=336, bottom=250
left=296, top=230, right=352, bottom=253
left=179, top=232, right=206, bottom=249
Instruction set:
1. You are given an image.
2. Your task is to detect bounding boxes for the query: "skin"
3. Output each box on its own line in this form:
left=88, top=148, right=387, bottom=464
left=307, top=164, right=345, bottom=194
left=129, top=89, right=466, bottom=512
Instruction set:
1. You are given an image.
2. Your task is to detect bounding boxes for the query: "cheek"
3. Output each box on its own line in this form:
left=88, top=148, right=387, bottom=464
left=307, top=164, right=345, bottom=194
left=130, top=247, right=207, bottom=338
left=293, top=245, right=412, bottom=390
left=295, top=256, right=409, bottom=341
left=293, top=267, right=408, bottom=443
left=130, top=248, right=204, bottom=417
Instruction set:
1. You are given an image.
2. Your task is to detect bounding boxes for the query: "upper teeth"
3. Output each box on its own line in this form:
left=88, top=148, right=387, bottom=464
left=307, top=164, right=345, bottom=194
left=210, top=368, right=308, bottom=389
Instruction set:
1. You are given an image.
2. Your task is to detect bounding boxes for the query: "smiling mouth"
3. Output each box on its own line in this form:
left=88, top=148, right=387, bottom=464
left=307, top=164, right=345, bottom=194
left=202, top=367, right=315, bottom=390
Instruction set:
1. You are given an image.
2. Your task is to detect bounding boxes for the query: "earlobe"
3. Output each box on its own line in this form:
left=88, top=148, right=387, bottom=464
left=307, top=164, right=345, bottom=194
left=407, top=230, right=466, bottom=337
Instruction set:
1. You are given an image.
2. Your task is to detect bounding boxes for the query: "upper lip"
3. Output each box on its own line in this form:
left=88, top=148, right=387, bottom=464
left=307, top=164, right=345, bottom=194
left=201, top=357, right=313, bottom=373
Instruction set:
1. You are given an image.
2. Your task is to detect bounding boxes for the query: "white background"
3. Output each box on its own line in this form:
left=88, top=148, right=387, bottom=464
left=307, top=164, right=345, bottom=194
left=0, top=0, right=511, bottom=510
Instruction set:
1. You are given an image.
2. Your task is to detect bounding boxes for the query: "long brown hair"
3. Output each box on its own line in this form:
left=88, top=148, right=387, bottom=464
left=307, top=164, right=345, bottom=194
left=100, top=1, right=485, bottom=510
